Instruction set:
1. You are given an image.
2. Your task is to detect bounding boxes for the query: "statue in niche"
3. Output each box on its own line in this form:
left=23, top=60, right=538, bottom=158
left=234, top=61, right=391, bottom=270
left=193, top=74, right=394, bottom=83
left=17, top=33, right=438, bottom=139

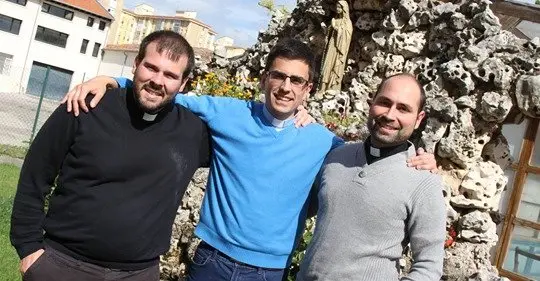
left=317, top=0, right=353, bottom=98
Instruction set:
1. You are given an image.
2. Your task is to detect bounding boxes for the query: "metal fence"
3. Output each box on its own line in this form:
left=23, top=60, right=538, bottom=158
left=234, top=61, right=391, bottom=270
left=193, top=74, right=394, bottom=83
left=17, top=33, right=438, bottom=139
left=0, top=64, right=64, bottom=154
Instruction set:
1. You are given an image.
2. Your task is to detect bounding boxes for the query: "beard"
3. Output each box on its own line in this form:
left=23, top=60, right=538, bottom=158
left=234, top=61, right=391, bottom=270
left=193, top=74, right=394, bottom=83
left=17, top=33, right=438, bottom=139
left=134, top=82, right=173, bottom=114
left=367, top=115, right=411, bottom=147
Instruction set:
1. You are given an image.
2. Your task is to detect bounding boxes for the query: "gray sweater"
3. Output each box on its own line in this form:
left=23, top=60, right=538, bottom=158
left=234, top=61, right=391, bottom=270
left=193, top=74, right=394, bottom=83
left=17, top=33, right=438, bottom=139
left=297, top=142, right=446, bottom=281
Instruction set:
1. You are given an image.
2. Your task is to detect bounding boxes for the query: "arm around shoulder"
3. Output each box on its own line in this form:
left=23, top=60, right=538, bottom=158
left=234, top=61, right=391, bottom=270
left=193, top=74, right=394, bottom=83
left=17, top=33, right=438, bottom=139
left=174, top=94, right=247, bottom=123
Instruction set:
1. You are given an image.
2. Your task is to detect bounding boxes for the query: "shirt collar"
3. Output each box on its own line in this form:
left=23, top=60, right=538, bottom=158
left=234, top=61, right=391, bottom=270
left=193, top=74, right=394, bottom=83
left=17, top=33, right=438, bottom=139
left=262, top=104, right=295, bottom=129
left=364, top=136, right=409, bottom=164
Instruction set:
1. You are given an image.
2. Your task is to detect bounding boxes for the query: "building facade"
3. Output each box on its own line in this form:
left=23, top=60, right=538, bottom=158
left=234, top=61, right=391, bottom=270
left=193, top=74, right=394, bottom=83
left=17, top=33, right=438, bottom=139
left=97, top=0, right=124, bottom=45
left=0, top=0, right=112, bottom=99
left=112, top=4, right=216, bottom=50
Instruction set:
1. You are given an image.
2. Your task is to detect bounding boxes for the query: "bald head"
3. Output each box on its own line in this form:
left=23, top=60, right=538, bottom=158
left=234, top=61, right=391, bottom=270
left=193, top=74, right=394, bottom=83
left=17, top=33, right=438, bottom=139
left=374, top=73, right=426, bottom=112
left=367, top=73, right=427, bottom=147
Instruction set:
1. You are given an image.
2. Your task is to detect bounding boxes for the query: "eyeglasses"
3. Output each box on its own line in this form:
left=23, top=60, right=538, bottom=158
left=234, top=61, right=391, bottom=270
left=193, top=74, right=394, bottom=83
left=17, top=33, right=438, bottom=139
left=267, top=70, right=309, bottom=88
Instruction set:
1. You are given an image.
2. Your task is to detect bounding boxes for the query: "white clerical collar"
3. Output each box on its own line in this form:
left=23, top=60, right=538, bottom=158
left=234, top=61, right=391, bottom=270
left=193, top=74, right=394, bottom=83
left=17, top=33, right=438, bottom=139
left=369, top=146, right=380, bottom=157
left=262, top=104, right=295, bottom=130
left=142, top=112, right=157, bottom=121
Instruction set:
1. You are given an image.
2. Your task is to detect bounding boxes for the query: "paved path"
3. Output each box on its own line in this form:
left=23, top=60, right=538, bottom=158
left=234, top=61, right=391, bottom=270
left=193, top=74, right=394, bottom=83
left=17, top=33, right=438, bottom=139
left=0, top=155, right=23, bottom=167
left=0, top=92, right=58, bottom=147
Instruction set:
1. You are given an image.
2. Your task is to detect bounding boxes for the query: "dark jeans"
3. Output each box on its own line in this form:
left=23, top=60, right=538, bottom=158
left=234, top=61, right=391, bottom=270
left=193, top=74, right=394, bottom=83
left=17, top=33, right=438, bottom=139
left=186, top=241, right=286, bottom=281
left=22, top=245, right=159, bottom=281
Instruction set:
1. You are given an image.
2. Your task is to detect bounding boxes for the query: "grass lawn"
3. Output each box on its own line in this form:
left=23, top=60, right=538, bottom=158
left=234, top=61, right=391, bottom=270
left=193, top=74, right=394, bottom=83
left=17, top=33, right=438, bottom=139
left=0, top=164, right=21, bottom=281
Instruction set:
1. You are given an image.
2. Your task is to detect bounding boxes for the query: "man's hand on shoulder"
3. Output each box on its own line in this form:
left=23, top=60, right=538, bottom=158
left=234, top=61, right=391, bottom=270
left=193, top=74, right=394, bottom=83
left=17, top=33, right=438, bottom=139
left=19, top=249, right=44, bottom=275
left=60, top=76, right=118, bottom=116
left=407, top=147, right=438, bottom=173
left=294, top=105, right=317, bottom=128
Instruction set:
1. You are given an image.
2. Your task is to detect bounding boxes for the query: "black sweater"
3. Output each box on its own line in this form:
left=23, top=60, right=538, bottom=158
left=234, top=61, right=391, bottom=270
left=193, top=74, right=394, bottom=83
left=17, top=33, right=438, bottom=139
left=10, top=88, right=210, bottom=270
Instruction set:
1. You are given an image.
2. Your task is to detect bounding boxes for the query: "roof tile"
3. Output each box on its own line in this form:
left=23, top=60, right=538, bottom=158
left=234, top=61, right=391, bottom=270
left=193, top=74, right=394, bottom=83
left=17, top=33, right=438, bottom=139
left=51, top=0, right=113, bottom=20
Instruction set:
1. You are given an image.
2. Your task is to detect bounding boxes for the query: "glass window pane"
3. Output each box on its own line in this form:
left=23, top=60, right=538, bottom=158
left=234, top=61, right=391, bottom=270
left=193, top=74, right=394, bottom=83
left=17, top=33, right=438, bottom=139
left=11, top=19, right=21, bottom=34
left=502, top=121, right=529, bottom=163
left=531, top=124, right=540, bottom=166
left=44, top=67, right=72, bottom=100
left=27, top=63, right=47, bottom=97
left=0, top=14, right=12, bottom=32
left=503, top=225, right=540, bottom=280
left=517, top=173, right=540, bottom=223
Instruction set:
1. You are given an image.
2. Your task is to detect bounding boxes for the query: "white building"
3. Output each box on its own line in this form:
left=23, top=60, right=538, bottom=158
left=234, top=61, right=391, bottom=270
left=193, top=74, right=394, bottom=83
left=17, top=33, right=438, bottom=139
left=0, top=0, right=113, bottom=100
left=214, top=36, right=245, bottom=59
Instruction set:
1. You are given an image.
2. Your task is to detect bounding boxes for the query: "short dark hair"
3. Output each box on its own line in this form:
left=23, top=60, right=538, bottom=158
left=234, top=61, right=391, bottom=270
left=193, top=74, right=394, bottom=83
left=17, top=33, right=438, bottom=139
left=136, top=30, right=194, bottom=80
left=265, top=38, right=316, bottom=82
left=374, top=73, right=426, bottom=111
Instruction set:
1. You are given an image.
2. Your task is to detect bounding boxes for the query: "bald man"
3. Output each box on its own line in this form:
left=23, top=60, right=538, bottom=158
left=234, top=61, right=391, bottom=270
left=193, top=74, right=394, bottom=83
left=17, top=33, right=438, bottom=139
left=297, top=73, right=446, bottom=281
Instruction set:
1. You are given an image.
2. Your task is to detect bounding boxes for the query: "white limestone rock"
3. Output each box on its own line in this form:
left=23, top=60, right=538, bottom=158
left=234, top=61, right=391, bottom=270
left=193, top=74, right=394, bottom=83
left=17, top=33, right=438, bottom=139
left=481, top=134, right=512, bottom=171
left=406, top=10, right=433, bottom=30
left=382, top=9, right=406, bottom=30
left=460, top=45, right=489, bottom=71
left=388, top=31, right=426, bottom=58
left=437, top=110, right=491, bottom=168
left=449, top=12, right=467, bottom=31
left=420, top=117, right=448, bottom=153
left=471, top=58, right=515, bottom=90
left=440, top=59, right=476, bottom=96
left=455, top=96, right=476, bottom=109
left=477, top=91, right=512, bottom=123
left=451, top=161, right=507, bottom=210
left=458, top=210, right=498, bottom=244
left=355, top=12, right=384, bottom=31
left=353, top=0, right=385, bottom=11
left=471, top=9, right=501, bottom=37
left=382, top=54, right=406, bottom=76
left=443, top=242, right=500, bottom=281
left=515, top=75, right=540, bottom=118
left=425, top=96, right=457, bottom=122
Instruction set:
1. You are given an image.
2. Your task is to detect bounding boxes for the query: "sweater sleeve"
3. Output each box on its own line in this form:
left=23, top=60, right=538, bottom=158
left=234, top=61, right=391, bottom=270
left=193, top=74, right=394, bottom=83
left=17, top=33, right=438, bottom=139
left=174, top=95, right=242, bottom=122
left=401, top=175, right=446, bottom=281
left=10, top=103, right=78, bottom=259
left=115, top=77, right=237, bottom=122
left=115, top=77, right=131, bottom=88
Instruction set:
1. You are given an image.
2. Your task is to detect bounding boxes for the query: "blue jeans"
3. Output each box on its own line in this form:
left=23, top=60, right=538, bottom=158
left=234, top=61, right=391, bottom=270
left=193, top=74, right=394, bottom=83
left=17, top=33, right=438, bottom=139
left=186, top=242, right=286, bottom=281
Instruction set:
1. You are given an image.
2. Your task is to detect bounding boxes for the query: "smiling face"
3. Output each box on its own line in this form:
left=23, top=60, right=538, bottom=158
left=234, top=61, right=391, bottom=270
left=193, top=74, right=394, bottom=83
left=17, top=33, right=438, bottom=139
left=132, top=41, right=189, bottom=114
left=260, top=57, right=313, bottom=120
left=367, top=75, right=425, bottom=147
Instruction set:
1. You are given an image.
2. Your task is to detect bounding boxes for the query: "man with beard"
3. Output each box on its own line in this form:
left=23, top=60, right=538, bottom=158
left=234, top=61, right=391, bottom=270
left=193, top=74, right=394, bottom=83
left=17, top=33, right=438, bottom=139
left=10, top=30, right=210, bottom=281
left=60, top=41, right=438, bottom=281
left=297, top=73, right=446, bottom=281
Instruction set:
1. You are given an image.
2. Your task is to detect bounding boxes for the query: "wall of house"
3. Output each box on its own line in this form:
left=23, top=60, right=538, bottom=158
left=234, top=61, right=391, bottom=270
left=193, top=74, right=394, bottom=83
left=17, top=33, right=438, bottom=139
left=98, top=49, right=136, bottom=78
left=0, top=0, right=110, bottom=97
left=116, top=11, right=136, bottom=44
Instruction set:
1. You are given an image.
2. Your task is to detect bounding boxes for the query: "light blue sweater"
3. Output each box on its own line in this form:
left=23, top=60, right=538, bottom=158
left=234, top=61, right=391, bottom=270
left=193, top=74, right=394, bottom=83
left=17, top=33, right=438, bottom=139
left=116, top=77, right=343, bottom=268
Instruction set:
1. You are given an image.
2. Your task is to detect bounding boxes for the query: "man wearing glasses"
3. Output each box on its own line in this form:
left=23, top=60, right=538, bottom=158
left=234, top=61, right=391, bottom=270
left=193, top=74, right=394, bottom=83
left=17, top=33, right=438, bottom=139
left=62, top=39, right=436, bottom=281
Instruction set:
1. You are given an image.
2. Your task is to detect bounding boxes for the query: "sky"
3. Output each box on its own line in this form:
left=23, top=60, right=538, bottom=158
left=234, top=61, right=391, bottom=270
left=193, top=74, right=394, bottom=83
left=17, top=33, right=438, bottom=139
left=123, top=0, right=297, bottom=48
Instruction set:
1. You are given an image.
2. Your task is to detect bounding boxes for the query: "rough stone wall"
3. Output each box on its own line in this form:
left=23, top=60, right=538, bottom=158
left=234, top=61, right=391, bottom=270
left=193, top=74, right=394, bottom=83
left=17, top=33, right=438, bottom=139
left=160, top=0, right=540, bottom=280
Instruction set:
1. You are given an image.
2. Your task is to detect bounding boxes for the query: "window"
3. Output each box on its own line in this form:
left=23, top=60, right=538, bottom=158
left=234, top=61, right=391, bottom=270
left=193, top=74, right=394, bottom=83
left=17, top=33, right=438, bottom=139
left=99, top=20, right=106, bottom=30
left=35, top=26, right=68, bottom=48
left=87, top=17, right=94, bottom=27
left=27, top=61, right=73, bottom=100
left=0, top=14, right=22, bottom=35
left=6, top=0, right=27, bottom=6
left=92, top=42, right=101, bottom=57
left=42, top=3, right=74, bottom=20
left=80, top=39, right=89, bottom=54
left=172, top=21, right=180, bottom=33
left=0, top=52, right=13, bottom=75
left=497, top=119, right=540, bottom=281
